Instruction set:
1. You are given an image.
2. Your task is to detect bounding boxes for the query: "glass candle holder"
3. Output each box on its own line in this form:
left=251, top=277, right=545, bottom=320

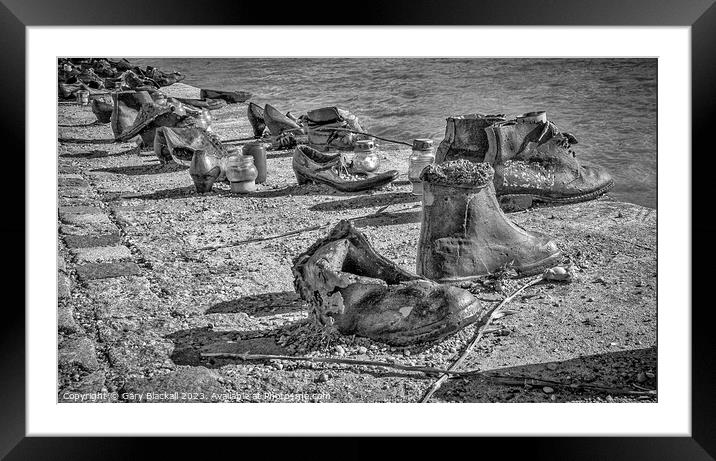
left=200, top=108, right=213, bottom=132
left=408, top=138, right=435, bottom=196
left=76, top=90, right=90, bottom=106
left=226, top=155, right=258, bottom=193
left=353, top=139, right=380, bottom=173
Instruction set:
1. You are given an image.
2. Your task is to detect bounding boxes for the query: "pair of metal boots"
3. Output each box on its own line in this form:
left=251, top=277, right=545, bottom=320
left=248, top=103, right=366, bottom=151
left=293, top=160, right=562, bottom=346
left=436, top=111, right=614, bottom=209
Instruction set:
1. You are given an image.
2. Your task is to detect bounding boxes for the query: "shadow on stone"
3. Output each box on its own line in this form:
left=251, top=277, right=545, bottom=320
left=60, top=148, right=132, bottom=159
left=352, top=209, right=422, bottom=228
left=433, top=346, right=657, bottom=402
left=91, top=162, right=188, bottom=176
left=58, top=121, right=102, bottom=128
left=58, top=137, right=116, bottom=144
left=266, top=150, right=295, bottom=159
left=309, top=191, right=419, bottom=212
left=167, top=325, right=288, bottom=367
left=106, top=186, right=197, bottom=201
left=205, top=291, right=303, bottom=317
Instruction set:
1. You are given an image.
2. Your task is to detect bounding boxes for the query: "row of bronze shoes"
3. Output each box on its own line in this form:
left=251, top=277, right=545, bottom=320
left=59, top=58, right=186, bottom=98
left=83, top=85, right=615, bottom=346
left=59, top=58, right=252, bottom=110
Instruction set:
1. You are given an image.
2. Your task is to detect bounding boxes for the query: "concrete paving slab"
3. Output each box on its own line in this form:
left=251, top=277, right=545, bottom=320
left=75, top=262, right=142, bottom=281
left=72, top=245, right=132, bottom=264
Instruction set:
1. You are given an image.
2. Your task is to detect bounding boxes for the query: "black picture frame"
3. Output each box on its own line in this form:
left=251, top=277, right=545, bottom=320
left=3, top=0, right=711, bottom=459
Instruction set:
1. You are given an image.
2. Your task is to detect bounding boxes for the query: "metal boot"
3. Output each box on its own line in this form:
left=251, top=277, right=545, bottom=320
left=110, top=91, right=153, bottom=139
left=292, top=220, right=485, bottom=346
left=416, top=160, right=561, bottom=282
left=435, top=112, right=613, bottom=207
left=247, top=102, right=267, bottom=138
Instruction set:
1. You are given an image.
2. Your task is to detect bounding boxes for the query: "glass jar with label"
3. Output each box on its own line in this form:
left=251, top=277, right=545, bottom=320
left=226, top=154, right=258, bottom=193
left=408, top=138, right=435, bottom=195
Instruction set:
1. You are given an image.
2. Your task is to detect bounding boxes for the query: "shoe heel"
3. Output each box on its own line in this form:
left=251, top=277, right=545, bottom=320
left=295, top=171, right=311, bottom=185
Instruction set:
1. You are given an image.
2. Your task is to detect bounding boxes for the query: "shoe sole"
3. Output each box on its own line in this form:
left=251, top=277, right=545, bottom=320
left=293, top=169, right=397, bottom=193
left=433, top=251, right=563, bottom=283
left=498, top=179, right=615, bottom=211
left=379, top=298, right=485, bottom=346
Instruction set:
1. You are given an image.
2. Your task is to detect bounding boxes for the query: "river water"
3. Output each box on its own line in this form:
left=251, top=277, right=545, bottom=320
left=133, top=58, right=657, bottom=208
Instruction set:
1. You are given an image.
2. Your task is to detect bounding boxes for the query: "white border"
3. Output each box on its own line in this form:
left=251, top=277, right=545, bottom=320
left=28, top=26, right=690, bottom=436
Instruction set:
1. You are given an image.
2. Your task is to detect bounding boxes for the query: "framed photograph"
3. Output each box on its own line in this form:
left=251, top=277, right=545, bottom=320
left=5, top=0, right=711, bottom=458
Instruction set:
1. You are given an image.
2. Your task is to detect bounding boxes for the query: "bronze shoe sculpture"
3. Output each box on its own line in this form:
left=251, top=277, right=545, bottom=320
left=110, top=91, right=154, bottom=139
left=58, top=82, right=87, bottom=100
left=144, top=66, right=185, bottom=87
left=175, top=97, right=227, bottom=111
left=200, top=89, right=252, bottom=104
left=305, top=106, right=366, bottom=151
left=107, top=58, right=134, bottom=72
left=77, top=68, right=105, bottom=89
left=264, top=104, right=303, bottom=136
left=121, top=69, right=161, bottom=91
left=293, top=145, right=398, bottom=192
left=116, top=100, right=194, bottom=148
left=247, top=102, right=267, bottom=138
left=292, top=220, right=485, bottom=345
left=189, top=150, right=227, bottom=193
left=435, top=112, right=614, bottom=207
left=91, top=98, right=113, bottom=124
left=416, top=160, right=561, bottom=282
left=91, top=58, right=118, bottom=78
left=155, top=126, right=231, bottom=192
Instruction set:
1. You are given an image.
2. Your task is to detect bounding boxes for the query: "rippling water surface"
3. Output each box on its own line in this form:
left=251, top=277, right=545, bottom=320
left=133, top=58, right=657, bottom=208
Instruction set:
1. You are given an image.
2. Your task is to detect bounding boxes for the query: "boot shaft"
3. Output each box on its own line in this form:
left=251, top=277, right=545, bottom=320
left=417, top=160, right=561, bottom=280
left=435, top=111, right=614, bottom=204
left=486, top=111, right=551, bottom=162
left=435, top=114, right=506, bottom=164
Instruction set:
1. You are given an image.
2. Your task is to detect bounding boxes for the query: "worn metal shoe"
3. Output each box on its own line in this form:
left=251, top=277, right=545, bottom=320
left=435, top=112, right=614, bottom=208
left=174, top=97, right=227, bottom=111
left=110, top=91, right=154, bottom=138
left=144, top=67, right=185, bottom=87
left=58, top=81, right=90, bottom=99
left=91, top=98, right=113, bottom=124
left=305, top=106, right=366, bottom=151
left=264, top=104, right=303, bottom=136
left=154, top=126, right=231, bottom=192
left=77, top=68, right=105, bottom=89
left=417, top=160, right=561, bottom=281
left=199, top=88, right=252, bottom=104
left=155, top=125, right=227, bottom=163
left=292, top=145, right=398, bottom=192
left=189, top=150, right=227, bottom=193
left=292, top=220, right=485, bottom=345
left=247, top=102, right=267, bottom=138
left=122, top=69, right=160, bottom=91
left=116, top=100, right=193, bottom=148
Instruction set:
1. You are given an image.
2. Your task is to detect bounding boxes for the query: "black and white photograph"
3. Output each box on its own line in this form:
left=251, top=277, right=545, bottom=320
left=55, top=56, right=657, bottom=405
left=2, top=0, right=707, bottom=454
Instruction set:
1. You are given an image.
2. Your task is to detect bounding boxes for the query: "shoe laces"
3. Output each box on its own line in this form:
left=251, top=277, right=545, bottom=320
left=537, top=121, right=578, bottom=157
left=315, top=155, right=361, bottom=181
